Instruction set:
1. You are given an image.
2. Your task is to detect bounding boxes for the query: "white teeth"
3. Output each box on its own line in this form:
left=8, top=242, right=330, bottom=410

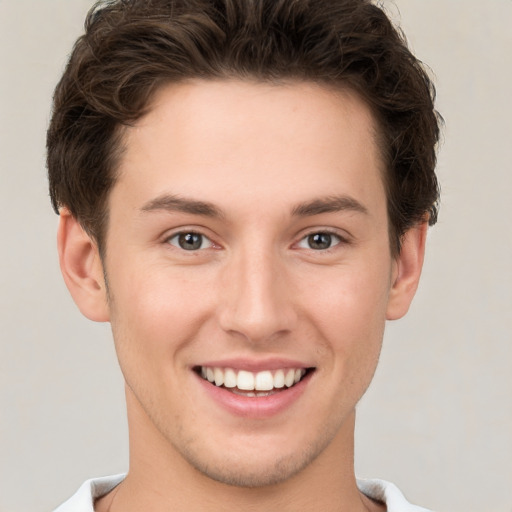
left=284, top=369, right=295, bottom=387
left=237, top=370, right=255, bottom=390
left=273, top=369, right=285, bottom=388
left=232, top=390, right=273, bottom=397
left=224, top=368, right=237, bottom=388
left=255, top=370, right=274, bottom=391
left=199, top=366, right=309, bottom=391
left=214, top=367, right=224, bottom=386
left=233, top=390, right=256, bottom=397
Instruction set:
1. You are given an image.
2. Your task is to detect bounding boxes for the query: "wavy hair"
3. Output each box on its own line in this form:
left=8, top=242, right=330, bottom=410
left=47, top=0, right=441, bottom=255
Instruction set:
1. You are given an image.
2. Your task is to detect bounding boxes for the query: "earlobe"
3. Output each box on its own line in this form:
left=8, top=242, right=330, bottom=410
left=57, top=208, right=110, bottom=322
left=386, top=222, right=428, bottom=321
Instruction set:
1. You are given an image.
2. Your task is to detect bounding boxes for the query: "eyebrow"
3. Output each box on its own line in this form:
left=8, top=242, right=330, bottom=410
left=140, top=194, right=224, bottom=218
left=291, top=195, right=368, bottom=217
left=140, top=193, right=368, bottom=219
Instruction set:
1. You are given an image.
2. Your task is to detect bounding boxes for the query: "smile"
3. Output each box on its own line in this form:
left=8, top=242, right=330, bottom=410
left=196, top=366, right=311, bottom=396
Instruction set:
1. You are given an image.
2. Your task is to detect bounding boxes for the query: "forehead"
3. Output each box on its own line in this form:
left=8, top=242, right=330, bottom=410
left=113, top=79, right=385, bottom=220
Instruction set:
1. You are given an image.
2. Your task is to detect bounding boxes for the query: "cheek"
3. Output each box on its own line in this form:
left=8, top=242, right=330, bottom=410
left=303, top=260, right=391, bottom=369
left=107, top=260, right=218, bottom=361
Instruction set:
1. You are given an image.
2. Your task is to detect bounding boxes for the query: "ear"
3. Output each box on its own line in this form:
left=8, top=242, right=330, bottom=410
left=386, top=221, right=428, bottom=320
left=57, top=208, right=110, bottom=322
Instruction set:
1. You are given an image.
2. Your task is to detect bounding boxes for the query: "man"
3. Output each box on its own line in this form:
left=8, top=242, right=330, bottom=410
left=48, top=0, right=440, bottom=510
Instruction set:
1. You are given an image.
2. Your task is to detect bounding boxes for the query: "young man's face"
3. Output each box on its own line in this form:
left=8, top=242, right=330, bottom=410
left=74, top=80, right=422, bottom=486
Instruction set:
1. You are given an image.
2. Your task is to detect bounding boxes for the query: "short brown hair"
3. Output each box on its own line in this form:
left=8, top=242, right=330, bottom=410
left=47, top=0, right=441, bottom=255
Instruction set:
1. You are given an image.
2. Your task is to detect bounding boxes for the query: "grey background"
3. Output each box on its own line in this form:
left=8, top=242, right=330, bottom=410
left=1, top=1, right=511, bottom=511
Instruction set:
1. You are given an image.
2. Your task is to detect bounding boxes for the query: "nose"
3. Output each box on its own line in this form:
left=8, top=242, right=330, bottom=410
left=217, top=244, right=297, bottom=344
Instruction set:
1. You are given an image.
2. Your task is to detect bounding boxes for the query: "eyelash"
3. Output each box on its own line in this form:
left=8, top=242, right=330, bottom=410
left=165, top=229, right=349, bottom=253
left=295, top=230, right=348, bottom=252
left=166, top=231, right=215, bottom=251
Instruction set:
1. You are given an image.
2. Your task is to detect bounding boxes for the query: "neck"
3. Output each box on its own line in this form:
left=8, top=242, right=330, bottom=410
left=97, top=387, right=380, bottom=512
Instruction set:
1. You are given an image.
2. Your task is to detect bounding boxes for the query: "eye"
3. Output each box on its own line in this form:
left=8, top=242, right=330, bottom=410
left=167, top=232, right=213, bottom=251
left=297, top=232, right=343, bottom=250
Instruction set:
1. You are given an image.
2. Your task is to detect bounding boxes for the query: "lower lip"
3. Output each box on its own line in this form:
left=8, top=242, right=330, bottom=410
left=195, top=371, right=312, bottom=418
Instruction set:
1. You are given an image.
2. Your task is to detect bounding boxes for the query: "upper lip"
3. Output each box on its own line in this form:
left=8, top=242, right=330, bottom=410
left=193, top=358, right=313, bottom=372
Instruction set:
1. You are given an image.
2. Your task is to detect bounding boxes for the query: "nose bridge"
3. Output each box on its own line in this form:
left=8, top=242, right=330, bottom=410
left=219, top=239, right=295, bottom=342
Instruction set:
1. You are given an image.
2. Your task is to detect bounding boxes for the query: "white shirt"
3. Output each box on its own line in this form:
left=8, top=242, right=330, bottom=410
left=53, top=474, right=432, bottom=511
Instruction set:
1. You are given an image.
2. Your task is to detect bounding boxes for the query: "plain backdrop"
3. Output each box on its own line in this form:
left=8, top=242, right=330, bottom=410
left=0, top=1, right=511, bottom=511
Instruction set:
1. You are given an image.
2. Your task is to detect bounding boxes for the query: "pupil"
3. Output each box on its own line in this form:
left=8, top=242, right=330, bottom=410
left=179, top=233, right=202, bottom=250
left=308, top=233, right=331, bottom=250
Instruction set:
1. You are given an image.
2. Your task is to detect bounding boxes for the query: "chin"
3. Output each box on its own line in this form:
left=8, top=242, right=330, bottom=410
left=189, top=452, right=311, bottom=488
left=174, top=430, right=333, bottom=488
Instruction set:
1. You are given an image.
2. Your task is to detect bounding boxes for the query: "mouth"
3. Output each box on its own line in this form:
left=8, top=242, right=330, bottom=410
left=194, top=366, right=315, bottom=397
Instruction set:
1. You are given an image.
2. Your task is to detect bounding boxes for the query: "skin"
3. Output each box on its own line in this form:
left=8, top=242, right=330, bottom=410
left=58, top=80, right=427, bottom=511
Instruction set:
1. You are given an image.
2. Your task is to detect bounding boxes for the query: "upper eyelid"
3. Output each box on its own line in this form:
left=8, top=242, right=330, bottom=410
left=160, top=226, right=351, bottom=246
left=297, top=227, right=351, bottom=241
left=162, top=226, right=215, bottom=240
left=165, top=232, right=217, bottom=253
left=297, top=231, right=341, bottom=245
left=164, top=228, right=216, bottom=245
